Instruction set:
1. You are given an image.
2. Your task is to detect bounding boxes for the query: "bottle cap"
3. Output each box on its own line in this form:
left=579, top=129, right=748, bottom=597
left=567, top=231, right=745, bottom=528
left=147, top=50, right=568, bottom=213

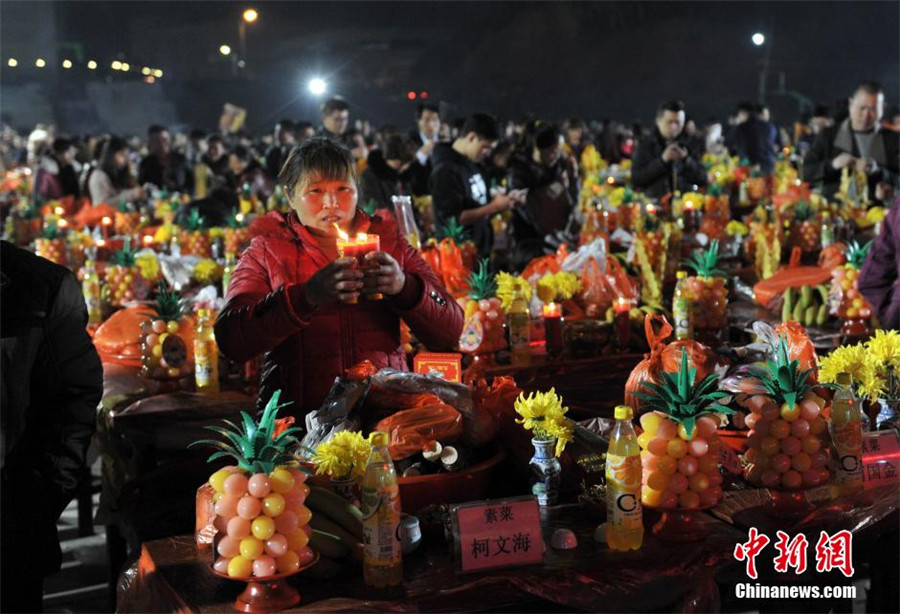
left=369, top=431, right=389, bottom=447
left=197, top=308, right=211, bottom=318
left=225, top=251, right=235, bottom=259
left=614, top=405, right=633, bottom=420
left=837, top=372, right=851, bottom=386
left=676, top=271, right=687, bottom=279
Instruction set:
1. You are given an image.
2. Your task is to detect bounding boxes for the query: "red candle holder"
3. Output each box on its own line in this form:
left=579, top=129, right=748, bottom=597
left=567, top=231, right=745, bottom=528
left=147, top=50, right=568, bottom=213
left=613, top=298, right=631, bottom=351
left=336, top=231, right=381, bottom=303
left=542, top=302, right=563, bottom=357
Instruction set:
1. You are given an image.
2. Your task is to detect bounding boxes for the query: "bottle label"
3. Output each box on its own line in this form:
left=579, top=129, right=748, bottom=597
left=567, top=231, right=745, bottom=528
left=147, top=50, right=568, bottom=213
left=605, top=454, right=643, bottom=530
left=673, top=296, right=692, bottom=340
left=830, top=401, right=863, bottom=486
left=194, top=341, right=212, bottom=387
left=509, top=313, right=530, bottom=349
left=361, top=484, right=401, bottom=567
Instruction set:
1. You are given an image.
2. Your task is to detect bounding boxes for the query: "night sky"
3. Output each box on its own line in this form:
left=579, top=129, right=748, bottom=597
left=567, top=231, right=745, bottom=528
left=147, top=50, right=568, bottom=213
left=2, top=1, right=898, bottom=132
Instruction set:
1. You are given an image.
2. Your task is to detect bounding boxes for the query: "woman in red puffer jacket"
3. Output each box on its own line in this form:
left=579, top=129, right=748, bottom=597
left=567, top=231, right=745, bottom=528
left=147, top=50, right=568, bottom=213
left=215, top=137, right=464, bottom=418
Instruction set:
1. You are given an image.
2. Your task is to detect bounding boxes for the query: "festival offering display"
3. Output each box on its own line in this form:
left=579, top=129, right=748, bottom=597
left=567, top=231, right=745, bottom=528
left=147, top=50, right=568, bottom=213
left=180, top=209, right=212, bottom=257
left=139, top=282, right=196, bottom=381
left=458, top=259, right=507, bottom=356
left=223, top=208, right=252, bottom=255
left=34, top=219, right=67, bottom=265
left=682, top=240, right=728, bottom=345
left=830, top=240, right=873, bottom=321
left=104, top=239, right=151, bottom=307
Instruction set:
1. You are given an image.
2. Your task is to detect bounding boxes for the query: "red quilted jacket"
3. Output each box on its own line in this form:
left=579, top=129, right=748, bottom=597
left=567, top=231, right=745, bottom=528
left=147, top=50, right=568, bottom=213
left=214, top=209, right=464, bottom=417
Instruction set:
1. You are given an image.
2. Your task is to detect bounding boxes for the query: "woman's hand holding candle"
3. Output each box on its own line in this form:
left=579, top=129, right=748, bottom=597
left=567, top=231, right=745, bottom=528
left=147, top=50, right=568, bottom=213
left=362, top=251, right=406, bottom=297
left=305, top=258, right=364, bottom=307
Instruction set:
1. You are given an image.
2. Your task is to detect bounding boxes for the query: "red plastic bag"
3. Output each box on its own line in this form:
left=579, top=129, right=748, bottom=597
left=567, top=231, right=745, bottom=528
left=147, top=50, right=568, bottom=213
left=466, top=376, right=521, bottom=446
left=774, top=321, right=818, bottom=381
left=94, top=305, right=153, bottom=367
left=345, top=360, right=378, bottom=382
left=374, top=394, right=463, bottom=460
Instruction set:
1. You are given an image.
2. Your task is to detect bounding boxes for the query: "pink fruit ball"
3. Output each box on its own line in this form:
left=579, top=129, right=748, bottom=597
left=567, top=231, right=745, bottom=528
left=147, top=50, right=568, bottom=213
left=678, top=456, right=699, bottom=476
left=302, top=524, right=313, bottom=537
left=659, top=491, right=678, bottom=509
left=213, top=557, right=231, bottom=574
left=237, top=496, right=263, bottom=520
left=647, top=438, right=669, bottom=456
left=791, top=452, right=812, bottom=472
left=810, top=450, right=829, bottom=468
left=217, top=535, right=241, bottom=558
left=265, top=533, right=288, bottom=557
left=669, top=473, right=689, bottom=494
left=656, top=419, right=677, bottom=440
left=770, top=419, right=790, bottom=439
left=760, top=470, right=780, bottom=488
left=287, top=468, right=308, bottom=485
left=802, top=469, right=824, bottom=487
left=781, top=436, right=802, bottom=456
left=283, top=491, right=305, bottom=510
left=252, top=555, right=276, bottom=578
left=746, top=432, right=762, bottom=451
left=678, top=491, right=701, bottom=509
left=224, top=473, right=249, bottom=497
left=799, top=400, right=820, bottom=421
left=227, top=516, right=252, bottom=540
left=790, top=419, right=810, bottom=438
left=754, top=419, right=770, bottom=436
left=744, top=413, right=759, bottom=430
left=770, top=453, right=791, bottom=474
left=215, top=494, right=240, bottom=519
left=248, top=474, right=271, bottom=498
left=689, top=473, right=709, bottom=492
left=699, top=486, right=721, bottom=507
left=697, top=454, right=718, bottom=474
left=687, top=438, right=709, bottom=457
left=760, top=437, right=780, bottom=456
left=781, top=470, right=803, bottom=489
left=761, top=404, right=780, bottom=421
left=801, top=436, right=821, bottom=455
left=696, top=415, right=718, bottom=438
left=274, top=510, right=299, bottom=535
left=744, top=395, right=768, bottom=413
left=642, top=453, right=660, bottom=472
left=706, top=470, right=723, bottom=486
left=755, top=453, right=771, bottom=470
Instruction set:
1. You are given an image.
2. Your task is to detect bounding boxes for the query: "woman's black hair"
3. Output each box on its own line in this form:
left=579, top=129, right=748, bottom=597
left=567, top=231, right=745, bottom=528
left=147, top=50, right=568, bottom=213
left=98, top=136, right=131, bottom=189
left=278, top=136, right=358, bottom=196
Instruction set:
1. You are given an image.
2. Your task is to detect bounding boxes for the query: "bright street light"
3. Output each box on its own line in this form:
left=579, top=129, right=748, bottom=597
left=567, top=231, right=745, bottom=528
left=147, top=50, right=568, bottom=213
left=121, top=62, right=130, bottom=71
left=308, top=77, right=327, bottom=96
left=7, top=58, right=17, bottom=67
left=220, top=44, right=232, bottom=56
left=87, top=60, right=97, bottom=70
left=153, top=69, right=163, bottom=78
left=62, top=59, right=73, bottom=69
left=243, top=8, right=258, bottom=23
left=752, top=32, right=765, bottom=46
left=35, top=58, right=46, bottom=68
left=111, top=60, right=122, bottom=70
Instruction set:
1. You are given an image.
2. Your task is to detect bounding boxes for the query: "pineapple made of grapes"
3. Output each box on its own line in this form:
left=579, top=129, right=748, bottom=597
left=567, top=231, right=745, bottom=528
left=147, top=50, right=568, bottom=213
left=830, top=240, right=873, bottom=321
left=34, top=220, right=67, bottom=266
left=700, top=186, right=730, bottom=240
left=223, top=208, right=251, bottom=256
left=634, top=351, right=732, bottom=510
left=104, top=240, right=151, bottom=307
left=114, top=202, right=142, bottom=236
left=192, top=390, right=314, bottom=579
left=682, top=240, right=728, bottom=346
left=140, top=282, right=196, bottom=381
left=740, top=336, right=831, bottom=491
left=788, top=201, right=820, bottom=255
left=443, top=217, right=478, bottom=274
left=180, top=209, right=212, bottom=257
left=457, top=259, right=507, bottom=355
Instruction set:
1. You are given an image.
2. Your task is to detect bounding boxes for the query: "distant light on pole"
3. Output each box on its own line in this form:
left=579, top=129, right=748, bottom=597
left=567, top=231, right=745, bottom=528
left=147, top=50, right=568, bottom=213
left=87, top=60, right=97, bottom=70
left=237, top=60, right=246, bottom=68
left=752, top=32, right=765, bottom=46
left=7, top=58, right=17, bottom=67
left=242, top=8, right=258, bottom=23
left=62, top=59, right=73, bottom=69
left=220, top=45, right=232, bottom=56
left=407, top=91, right=417, bottom=100
left=141, top=67, right=150, bottom=75
left=111, top=60, right=122, bottom=70
left=121, top=62, right=130, bottom=71
left=153, top=69, right=163, bottom=78
left=420, top=91, right=429, bottom=99
left=308, top=78, right=327, bottom=96
left=35, top=58, right=46, bottom=68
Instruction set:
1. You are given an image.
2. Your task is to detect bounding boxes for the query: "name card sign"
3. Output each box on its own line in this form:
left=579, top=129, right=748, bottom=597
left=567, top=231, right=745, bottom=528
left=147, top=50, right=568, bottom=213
left=450, top=496, right=545, bottom=573
left=413, top=352, right=462, bottom=383
left=861, top=429, right=900, bottom=489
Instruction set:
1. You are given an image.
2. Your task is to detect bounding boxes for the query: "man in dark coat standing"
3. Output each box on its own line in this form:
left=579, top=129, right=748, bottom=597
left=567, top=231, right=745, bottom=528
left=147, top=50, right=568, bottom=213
left=726, top=102, right=781, bottom=174
left=631, top=100, right=708, bottom=199
left=1, top=241, right=103, bottom=612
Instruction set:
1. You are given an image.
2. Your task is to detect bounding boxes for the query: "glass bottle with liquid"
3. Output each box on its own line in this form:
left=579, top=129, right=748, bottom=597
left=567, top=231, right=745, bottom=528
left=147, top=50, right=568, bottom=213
left=194, top=308, right=220, bottom=393
left=829, top=372, right=864, bottom=495
left=222, top=252, right=237, bottom=298
left=82, top=259, right=103, bottom=326
left=508, top=288, right=531, bottom=366
left=606, top=405, right=643, bottom=551
left=361, top=431, right=403, bottom=587
left=673, top=271, right=693, bottom=341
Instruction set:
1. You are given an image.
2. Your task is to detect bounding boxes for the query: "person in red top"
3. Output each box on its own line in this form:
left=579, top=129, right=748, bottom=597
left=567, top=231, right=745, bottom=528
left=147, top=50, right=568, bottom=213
left=215, top=137, right=464, bottom=417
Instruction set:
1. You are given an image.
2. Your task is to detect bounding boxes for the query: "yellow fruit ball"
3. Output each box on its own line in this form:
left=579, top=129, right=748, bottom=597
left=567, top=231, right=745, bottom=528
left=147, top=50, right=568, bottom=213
left=780, top=403, right=800, bottom=423
left=152, top=345, right=163, bottom=358
left=647, top=471, right=670, bottom=491
left=239, top=537, right=265, bottom=560
left=209, top=468, right=232, bottom=493
left=639, top=412, right=663, bottom=437
left=167, top=367, right=180, bottom=378
left=678, top=491, right=701, bottom=509
left=677, top=422, right=695, bottom=441
left=227, top=555, right=253, bottom=578
left=262, top=493, right=286, bottom=517
left=275, top=550, right=300, bottom=574
left=637, top=432, right=652, bottom=450
left=285, top=528, right=309, bottom=552
left=666, top=438, right=688, bottom=459
left=269, top=468, right=295, bottom=494
left=642, top=488, right=662, bottom=508
left=167, top=321, right=179, bottom=333
left=251, top=516, right=276, bottom=541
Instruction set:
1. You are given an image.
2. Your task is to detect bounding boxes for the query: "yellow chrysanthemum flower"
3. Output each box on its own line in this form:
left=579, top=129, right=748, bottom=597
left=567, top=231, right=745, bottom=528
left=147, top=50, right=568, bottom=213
left=867, top=329, right=900, bottom=369
left=537, top=272, right=582, bottom=304
left=134, top=253, right=160, bottom=281
left=857, top=367, right=887, bottom=403
left=818, top=344, right=869, bottom=385
left=726, top=221, right=750, bottom=237
left=496, top=272, right=532, bottom=311
left=193, top=259, right=223, bottom=283
left=514, top=388, right=572, bottom=456
left=312, top=430, right=371, bottom=480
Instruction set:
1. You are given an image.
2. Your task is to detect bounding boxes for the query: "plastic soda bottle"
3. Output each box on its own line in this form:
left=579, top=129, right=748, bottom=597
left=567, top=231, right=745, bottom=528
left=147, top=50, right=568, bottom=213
left=222, top=252, right=237, bottom=297
left=606, top=405, right=643, bottom=551
left=194, top=309, right=220, bottom=393
left=820, top=212, right=834, bottom=249
left=673, top=271, right=693, bottom=341
left=361, top=431, right=403, bottom=587
left=508, top=288, right=531, bottom=366
left=82, top=259, right=103, bottom=326
left=829, top=372, right=863, bottom=495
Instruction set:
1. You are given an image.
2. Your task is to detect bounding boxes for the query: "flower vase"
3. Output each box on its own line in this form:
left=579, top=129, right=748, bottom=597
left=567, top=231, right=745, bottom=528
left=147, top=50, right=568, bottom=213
left=330, top=476, right=359, bottom=504
left=529, top=438, right=561, bottom=506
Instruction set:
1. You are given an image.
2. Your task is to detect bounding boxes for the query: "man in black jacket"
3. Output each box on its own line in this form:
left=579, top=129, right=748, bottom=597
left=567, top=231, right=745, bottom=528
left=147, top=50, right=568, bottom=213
left=264, top=119, right=296, bottom=180
left=803, top=81, right=899, bottom=205
left=632, top=100, right=708, bottom=199
left=1, top=241, right=102, bottom=612
left=726, top=102, right=781, bottom=174
left=430, top=114, right=525, bottom=260
left=409, top=103, right=442, bottom=196
left=138, top=124, right=193, bottom=194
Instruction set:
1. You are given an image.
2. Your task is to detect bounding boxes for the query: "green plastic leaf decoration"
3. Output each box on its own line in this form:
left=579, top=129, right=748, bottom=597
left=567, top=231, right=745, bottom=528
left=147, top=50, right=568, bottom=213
left=682, top=239, right=725, bottom=278
left=442, top=217, right=470, bottom=243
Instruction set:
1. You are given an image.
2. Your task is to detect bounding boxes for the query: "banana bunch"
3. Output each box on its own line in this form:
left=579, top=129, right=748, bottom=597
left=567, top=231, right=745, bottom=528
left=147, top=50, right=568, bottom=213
left=303, top=486, right=364, bottom=579
left=781, top=285, right=829, bottom=327
left=604, top=303, right=668, bottom=324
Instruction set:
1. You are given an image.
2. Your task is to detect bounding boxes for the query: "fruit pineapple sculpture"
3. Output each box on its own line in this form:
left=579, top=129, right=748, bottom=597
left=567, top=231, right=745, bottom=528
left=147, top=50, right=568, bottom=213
left=192, top=391, right=314, bottom=578
left=180, top=209, right=212, bottom=257
left=830, top=240, right=873, bottom=321
left=443, top=217, right=478, bottom=274
left=34, top=220, right=67, bottom=265
left=634, top=351, right=732, bottom=509
left=104, top=239, right=150, bottom=307
left=682, top=239, right=728, bottom=345
left=457, top=259, right=507, bottom=355
left=115, top=202, right=142, bottom=236
left=740, top=336, right=831, bottom=490
left=140, top=282, right=196, bottom=380
left=636, top=214, right=665, bottom=272
left=788, top=201, right=820, bottom=254
left=224, top=208, right=252, bottom=255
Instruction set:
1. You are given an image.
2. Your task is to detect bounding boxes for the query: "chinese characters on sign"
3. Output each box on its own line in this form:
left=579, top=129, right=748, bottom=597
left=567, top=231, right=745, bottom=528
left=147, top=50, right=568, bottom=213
left=453, top=498, right=545, bottom=572
left=861, top=430, right=900, bottom=489
left=734, top=528, right=855, bottom=579
left=413, top=352, right=463, bottom=382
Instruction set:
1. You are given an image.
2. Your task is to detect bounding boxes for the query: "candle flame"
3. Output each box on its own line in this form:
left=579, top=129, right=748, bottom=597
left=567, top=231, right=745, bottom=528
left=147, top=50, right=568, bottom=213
left=333, top=223, right=349, bottom=241
left=142, top=235, right=153, bottom=244
left=96, top=239, right=106, bottom=247
left=54, top=206, right=64, bottom=215
left=646, top=204, right=656, bottom=214
left=57, top=218, right=69, bottom=228
left=101, top=216, right=112, bottom=225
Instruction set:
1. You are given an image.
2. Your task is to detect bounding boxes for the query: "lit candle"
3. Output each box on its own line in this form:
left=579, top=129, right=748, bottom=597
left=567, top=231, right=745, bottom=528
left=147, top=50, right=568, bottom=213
left=57, top=218, right=69, bottom=230
left=335, top=225, right=381, bottom=303
left=614, top=297, right=631, bottom=352
left=54, top=206, right=65, bottom=216
left=645, top=203, right=657, bottom=217
left=142, top=235, right=154, bottom=248
left=101, top=216, right=112, bottom=239
left=542, top=302, right=563, bottom=357
left=683, top=199, right=697, bottom=232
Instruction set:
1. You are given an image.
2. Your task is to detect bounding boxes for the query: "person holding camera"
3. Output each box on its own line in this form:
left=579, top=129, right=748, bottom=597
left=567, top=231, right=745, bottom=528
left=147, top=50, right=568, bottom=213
left=632, top=100, right=708, bottom=198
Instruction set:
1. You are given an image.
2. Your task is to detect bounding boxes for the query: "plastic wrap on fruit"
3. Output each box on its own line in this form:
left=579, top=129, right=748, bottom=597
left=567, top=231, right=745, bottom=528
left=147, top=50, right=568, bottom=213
left=298, top=376, right=369, bottom=459
left=94, top=306, right=153, bottom=366
left=753, top=320, right=818, bottom=382
left=157, top=252, right=201, bottom=291
left=369, top=368, right=473, bottom=416
left=374, top=395, right=464, bottom=460
left=345, top=360, right=378, bottom=382
left=559, top=237, right=606, bottom=277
